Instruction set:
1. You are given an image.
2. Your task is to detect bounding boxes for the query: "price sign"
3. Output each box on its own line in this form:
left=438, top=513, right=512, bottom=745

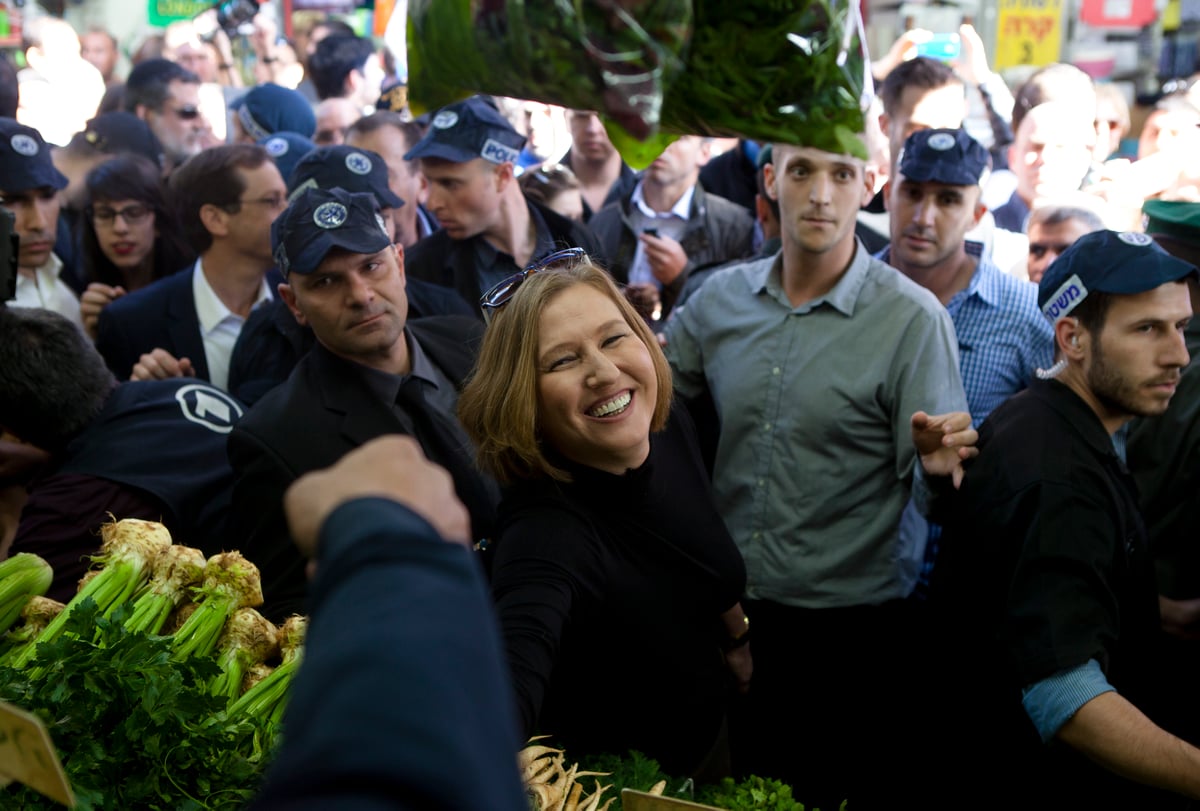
left=0, top=701, right=74, bottom=807
left=994, top=0, right=1065, bottom=70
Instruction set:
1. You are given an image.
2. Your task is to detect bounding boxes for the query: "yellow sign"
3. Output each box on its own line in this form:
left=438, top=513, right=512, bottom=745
left=0, top=701, right=74, bottom=807
left=993, top=0, right=1064, bottom=70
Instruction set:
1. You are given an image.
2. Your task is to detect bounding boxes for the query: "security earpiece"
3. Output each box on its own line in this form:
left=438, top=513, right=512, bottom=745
left=1071, top=336, right=1079, bottom=347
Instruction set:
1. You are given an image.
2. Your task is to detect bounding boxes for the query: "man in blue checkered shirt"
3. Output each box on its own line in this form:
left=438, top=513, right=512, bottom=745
left=878, top=127, right=1053, bottom=426
left=878, top=128, right=1054, bottom=594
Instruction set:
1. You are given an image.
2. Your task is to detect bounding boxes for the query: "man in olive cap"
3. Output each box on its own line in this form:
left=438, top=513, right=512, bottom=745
left=932, top=230, right=1200, bottom=808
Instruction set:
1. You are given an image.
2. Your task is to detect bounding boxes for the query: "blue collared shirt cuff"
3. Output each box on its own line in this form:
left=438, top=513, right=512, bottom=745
left=1021, top=659, right=1115, bottom=742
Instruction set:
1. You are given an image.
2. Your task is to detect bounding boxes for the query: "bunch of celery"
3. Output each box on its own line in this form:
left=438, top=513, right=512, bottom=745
left=122, top=543, right=206, bottom=636
left=171, top=550, right=264, bottom=662
left=0, top=553, right=53, bottom=637
left=0, top=596, right=63, bottom=667
left=11, top=519, right=170, bottom=670
left=210, top=607, right=279, bottom=706
left=227, top=614, right=306, bottom=759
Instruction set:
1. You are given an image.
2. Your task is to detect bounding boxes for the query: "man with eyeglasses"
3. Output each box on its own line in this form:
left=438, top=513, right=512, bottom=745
left=124, top=58, right=209, bottom=173
left=95, top=144, right=286, bottom=391
left=227, top=187, right=498, bottom=621
left=1025, top=203, right=1105, bottom=283
left=0, top=118, right=81, bottom=327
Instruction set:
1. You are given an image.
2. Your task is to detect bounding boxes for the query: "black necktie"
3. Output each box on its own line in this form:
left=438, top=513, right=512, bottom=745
left=395, top=376, right=498, bottom=542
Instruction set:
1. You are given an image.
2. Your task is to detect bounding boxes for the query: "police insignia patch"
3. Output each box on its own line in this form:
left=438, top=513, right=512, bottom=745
left=346, top=152, right=372, bottom=175
left=11, top=134, right=38, bottom=156
left=314, top=202, right=348, bottom=229
left=928, top=132, right=955, bottom=151
left=1116, top=232, right=1153, bottom=246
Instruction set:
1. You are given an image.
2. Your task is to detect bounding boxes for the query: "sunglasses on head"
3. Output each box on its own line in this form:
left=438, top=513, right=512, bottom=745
left=479, top=247, right=587, bottom=324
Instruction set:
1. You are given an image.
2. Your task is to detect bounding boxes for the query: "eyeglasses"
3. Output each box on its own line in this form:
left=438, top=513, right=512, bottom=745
left=1029, top=242, right=1072, bottom=260
left=90, top=203, right=153, bottom=226
left=479, top=247, right=587, bottom=324
left=167, top=105, right=202, bottom=121
left=238, top=193, right=288, bottom=211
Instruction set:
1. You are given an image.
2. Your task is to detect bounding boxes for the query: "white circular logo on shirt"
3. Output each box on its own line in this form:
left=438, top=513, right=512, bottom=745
left=345, top=151, right=372, bottom=175
left=927, top=132, right=955, bottom=151
left=313, top=202, right=348, bottom=229
left=432, top=111, right=459, bottom=129
left=11, top=134, right=38, bottom=156
left=1117, top=231, right=1153, bottom=247
left=264, top=137, right=289, bottom=157
left=175, top=384, right=244, bottom=434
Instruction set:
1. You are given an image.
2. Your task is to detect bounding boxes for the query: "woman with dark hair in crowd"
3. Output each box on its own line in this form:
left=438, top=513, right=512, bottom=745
left=458, top=251, right=749, bottom=779
left=77, top=154, right=194, bottom=340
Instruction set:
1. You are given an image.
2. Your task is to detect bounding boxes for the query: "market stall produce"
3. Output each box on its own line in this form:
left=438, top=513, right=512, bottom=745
left=407, top=0, right=870, bottom=163
left=0, top=519, right=302, bottom=810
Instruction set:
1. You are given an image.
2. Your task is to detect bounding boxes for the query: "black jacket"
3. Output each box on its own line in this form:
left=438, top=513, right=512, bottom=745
left=403, top=199, right=604, bottom=319
left=586, top=182, right=755, bottom=320
left=227, top=317, right=490, bottom=621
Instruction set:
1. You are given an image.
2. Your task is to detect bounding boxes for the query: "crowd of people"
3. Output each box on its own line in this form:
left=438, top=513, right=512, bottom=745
left=4, top=9, right=1200, bottom=810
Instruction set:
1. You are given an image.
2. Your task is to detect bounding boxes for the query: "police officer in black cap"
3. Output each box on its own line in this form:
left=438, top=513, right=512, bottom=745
left=402, top=95, right=602, bottom=318
left=228, top=187, right=498, bottom=621
left=930, top=230, right=1200, bottom=809
left=227, top=143, right=474, bottom=405
left=0, top=118, right=80, bottom=326
left=880, top=127, right=1053, bottom=424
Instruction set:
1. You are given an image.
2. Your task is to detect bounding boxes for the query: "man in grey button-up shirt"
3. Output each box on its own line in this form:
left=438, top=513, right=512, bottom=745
left=663, top=137, right=970, bottom=808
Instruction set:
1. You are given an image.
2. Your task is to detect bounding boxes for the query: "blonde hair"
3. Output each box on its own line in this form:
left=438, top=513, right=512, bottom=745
left=457, top=257, right=673, bottom=484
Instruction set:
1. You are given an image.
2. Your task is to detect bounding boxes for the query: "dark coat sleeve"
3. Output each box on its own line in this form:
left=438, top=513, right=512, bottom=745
left=227, top=423, right=309, bottom=622
left=250, top=497, right=528, bottom=811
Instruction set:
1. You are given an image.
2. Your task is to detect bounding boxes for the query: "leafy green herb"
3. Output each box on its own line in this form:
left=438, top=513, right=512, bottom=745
left=0, top=599, right=264, bottom=810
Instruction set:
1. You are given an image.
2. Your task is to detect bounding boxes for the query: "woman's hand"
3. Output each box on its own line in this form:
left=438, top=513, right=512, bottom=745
left=80, top=282, right=126, bottom=341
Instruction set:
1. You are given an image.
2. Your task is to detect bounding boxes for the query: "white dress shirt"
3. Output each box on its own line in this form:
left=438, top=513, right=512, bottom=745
left=192, top=259, right=272, bottom=391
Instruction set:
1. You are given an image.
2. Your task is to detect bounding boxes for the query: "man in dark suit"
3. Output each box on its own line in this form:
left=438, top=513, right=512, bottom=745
left=228, top=187, right=499, bottom=621
left=250, top=436, right=527, bottom=811
left=403, top=95, right=603, bottom=318
left=226, top=142, right=472, bottom=406
left=94, top=143, right=287, bottom=390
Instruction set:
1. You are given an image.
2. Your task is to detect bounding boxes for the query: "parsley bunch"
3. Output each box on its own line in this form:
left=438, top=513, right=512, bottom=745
left=0, top=600, right=264, bottom=810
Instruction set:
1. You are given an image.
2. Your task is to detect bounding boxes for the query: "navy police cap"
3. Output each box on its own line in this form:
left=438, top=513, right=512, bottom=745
left=897, top=128, right=989, bottom=187
left=403, top=95, right=526, bottom=165
left=1038, top=229, right=1198, bottom=321
left=0, top=118, right=67, bottom=192
left=272, top=187, right=393, bottom=277
left=287, top=144, right=404, bottom=210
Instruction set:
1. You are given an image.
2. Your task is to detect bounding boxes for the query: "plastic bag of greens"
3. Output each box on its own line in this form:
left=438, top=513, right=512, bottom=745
left=407, top=0, right=692, bottom=140
left=661, top=0, right=871, bottom=158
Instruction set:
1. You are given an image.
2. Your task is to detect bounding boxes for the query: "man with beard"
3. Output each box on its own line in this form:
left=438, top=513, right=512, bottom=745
left=930, top=230, right=1200, bottom=809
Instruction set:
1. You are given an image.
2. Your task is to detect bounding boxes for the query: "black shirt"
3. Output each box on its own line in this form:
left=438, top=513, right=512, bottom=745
left=932, top=379, right=1169, bottom=808
left=490, top=406, right=746, bottom=776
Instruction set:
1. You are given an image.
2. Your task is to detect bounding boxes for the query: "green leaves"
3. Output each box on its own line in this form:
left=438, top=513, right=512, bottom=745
left=0, top=599, right=265, bottom=809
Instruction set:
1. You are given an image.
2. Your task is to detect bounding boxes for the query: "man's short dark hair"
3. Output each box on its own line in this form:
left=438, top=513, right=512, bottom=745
left=168, top=144, right=270, bottom=253
left=124, top=58, right=200, bottom=113
left=308, top=35, right=376, bottom=100
left=0, top=306, right=116, bottom=452
left=878, top=57, right=964, bottom=119
left=1072, top=291, right=1114, bottom=338
left=346, top=110, right=423, bottom=151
